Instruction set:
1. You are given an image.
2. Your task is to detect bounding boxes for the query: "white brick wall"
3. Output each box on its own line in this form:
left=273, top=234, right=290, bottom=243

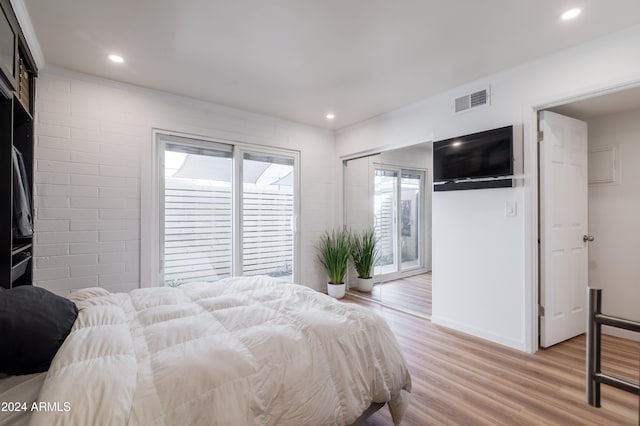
left=33, top=68, right=337, bottom=295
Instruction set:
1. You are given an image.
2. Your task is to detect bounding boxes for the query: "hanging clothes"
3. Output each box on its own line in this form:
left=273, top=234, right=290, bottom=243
left=12, top=146, right=33, bottom=238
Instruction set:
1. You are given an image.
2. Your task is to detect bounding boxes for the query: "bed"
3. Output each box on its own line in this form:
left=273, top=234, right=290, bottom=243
left=1, top=275, right=411, bottom=425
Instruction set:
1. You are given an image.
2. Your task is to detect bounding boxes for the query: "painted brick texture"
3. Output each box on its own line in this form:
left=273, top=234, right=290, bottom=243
left=33, top=69, right=336, bottom=295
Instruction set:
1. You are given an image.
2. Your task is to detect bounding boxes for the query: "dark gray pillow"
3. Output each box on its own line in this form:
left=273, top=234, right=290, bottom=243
left=0, top=286, right=78, bottom=375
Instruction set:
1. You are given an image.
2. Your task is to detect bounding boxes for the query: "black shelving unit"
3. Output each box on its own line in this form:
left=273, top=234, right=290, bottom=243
left=0, top=0, right=37, bottom=289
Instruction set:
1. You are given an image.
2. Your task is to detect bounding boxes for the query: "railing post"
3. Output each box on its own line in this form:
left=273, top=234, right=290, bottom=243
left=586, top=288, right=602, bottom=407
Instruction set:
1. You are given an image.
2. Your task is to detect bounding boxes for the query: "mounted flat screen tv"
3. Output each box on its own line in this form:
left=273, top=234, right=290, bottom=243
left=433, top=125, right=513, bottom=183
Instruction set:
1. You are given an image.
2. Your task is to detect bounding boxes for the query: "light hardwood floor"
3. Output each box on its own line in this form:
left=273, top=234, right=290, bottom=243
left=343, top=295, right=640, bottom=426
left=350, top=273, right=432, bottom=317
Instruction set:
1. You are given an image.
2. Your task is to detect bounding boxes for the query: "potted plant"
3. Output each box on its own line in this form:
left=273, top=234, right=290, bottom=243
left=317, top=229, right=350, bottom=298
left=350, top=228, right=379, bottom=292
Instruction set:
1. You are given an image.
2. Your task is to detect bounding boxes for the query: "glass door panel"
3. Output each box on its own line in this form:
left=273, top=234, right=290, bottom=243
left=374, top=169, right=398, bottom=275
left=162, top=141, right=233, bottom=285
left=242, top=152, right=295, bottom=281
left=400, top=172, right=422, bottom=270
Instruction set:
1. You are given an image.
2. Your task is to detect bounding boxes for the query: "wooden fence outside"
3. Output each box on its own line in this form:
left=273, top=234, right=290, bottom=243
left=164, top=178, right=293, bottom=285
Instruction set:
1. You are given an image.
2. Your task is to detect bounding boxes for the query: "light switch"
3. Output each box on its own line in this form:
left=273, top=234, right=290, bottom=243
left=505, top=201, right=517, bottom=217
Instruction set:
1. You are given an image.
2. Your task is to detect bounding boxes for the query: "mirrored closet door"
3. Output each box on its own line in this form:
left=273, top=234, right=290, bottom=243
left=373, top=168, right=424, bottom=276
left=343, top=143, right=433, bottom=317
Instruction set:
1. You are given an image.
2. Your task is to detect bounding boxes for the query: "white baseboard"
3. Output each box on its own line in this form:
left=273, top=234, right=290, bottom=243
left=431, top=315, right=527, bottom=352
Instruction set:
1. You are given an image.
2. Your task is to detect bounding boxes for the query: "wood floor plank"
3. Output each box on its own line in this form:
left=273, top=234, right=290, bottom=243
left=342, top=296, right=640, bottom=425
left=350, top=272, right=432, bottom=316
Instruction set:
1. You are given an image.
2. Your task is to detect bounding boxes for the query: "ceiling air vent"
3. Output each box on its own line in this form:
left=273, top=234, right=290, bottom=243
left=454, top=87, right=490, bottom=113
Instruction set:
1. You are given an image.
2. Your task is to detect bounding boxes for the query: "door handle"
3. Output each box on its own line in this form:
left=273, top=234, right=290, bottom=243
left=583, top=235, right=595, bottom=242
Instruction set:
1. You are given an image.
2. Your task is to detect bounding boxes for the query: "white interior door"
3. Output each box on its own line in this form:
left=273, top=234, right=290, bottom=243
left=539, top=110, right=589, bottom=348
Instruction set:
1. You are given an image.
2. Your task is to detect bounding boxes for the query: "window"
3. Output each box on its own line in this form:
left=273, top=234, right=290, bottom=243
left=156, top=133, right=298, bottom=286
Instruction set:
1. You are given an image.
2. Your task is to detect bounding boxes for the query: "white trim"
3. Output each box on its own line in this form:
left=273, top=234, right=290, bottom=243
left=140, top=129, right=157, bottom=288
left=232, top=147, right=242, bottom=277
left=531, top=79, right=640, bottom=113
left=157, top=141, right=166, bottom=282
left=338, top=136, right=434, bottom=162
left=10, top=0, right=45, bottom=70
left=141, top=129, right=177, bottom=288
left=524, top=108, right=539, bottom=354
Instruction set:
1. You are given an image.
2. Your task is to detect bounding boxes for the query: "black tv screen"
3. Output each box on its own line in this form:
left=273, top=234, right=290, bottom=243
left=433, top=126, right=513, bottom=182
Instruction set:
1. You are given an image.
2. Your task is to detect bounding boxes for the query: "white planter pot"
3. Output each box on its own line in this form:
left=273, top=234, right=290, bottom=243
left=357, top=277, right=374, bottom=292
left=327, top=282, right=346, bottom=299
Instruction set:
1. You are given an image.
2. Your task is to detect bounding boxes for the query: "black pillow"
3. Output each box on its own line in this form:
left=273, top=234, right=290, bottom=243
left=0, top=286, right=78, bottom=375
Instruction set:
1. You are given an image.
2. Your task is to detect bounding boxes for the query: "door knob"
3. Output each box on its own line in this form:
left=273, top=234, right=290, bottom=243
left=583, top=235, right=594, bottom=242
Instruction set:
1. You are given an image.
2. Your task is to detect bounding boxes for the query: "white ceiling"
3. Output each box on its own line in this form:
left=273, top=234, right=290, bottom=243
left=549, top=85, right=640, bottom=120
left=22, top=0, right=640, bottom=130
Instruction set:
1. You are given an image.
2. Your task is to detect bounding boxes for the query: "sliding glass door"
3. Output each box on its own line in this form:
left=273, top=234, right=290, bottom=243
left=400, top=172, right=422, bottom=270
left=242, top=152, right=295, bottom=281
left=158, top=133, right=298, bottom=286
left=374, top=167, right=424, bottom=277
left=162, top=140, right=233, bottom=285
left=374, top=169, right=398, bottom=275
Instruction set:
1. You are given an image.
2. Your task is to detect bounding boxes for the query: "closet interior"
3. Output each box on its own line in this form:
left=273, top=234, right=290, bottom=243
left=0, top=0, right=38, bottom=289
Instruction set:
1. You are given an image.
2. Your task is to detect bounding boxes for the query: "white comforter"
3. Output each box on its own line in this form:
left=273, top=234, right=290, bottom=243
left=30, top=276, right=411, bottom=426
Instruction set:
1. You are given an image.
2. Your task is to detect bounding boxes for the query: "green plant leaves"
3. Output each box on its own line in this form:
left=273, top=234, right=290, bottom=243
left=317, top=228, right=380, bottom=284
left=349, top=228, right=379, bottom=279
left=317, top=229, right=350, bottom=284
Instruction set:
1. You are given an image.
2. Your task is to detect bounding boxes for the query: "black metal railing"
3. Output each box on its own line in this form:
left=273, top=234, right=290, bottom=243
left=586, top=288, right=640, bottom=407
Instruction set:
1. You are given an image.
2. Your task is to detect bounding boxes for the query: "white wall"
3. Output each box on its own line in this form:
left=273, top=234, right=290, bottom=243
left=587, top=108, right=640, bottom=341
left=336, top=24, right=640, bottom=352
left=33, top=68, right=337, bottom=295
left=432, top=188, right=525, bottom=348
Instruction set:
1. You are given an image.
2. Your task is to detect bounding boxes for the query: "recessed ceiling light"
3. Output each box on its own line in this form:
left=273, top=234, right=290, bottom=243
left=326, top=113, right=335, bottom=120
left=561, top=8, right=581, bottom=20
left=108, top=54, right=124, bottom=63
